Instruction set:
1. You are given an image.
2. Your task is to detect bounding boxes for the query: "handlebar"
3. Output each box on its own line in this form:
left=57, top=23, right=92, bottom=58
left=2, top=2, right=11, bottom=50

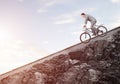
left=82, top=27, right=91, bottom=32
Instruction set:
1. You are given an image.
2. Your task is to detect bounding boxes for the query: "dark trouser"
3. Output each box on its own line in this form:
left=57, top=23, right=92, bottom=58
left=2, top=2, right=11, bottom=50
left=91, top=21, right=97, bottom=35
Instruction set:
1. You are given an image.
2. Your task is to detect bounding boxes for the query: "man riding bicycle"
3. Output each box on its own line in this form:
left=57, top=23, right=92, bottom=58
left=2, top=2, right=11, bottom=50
left=81, top=13, right=97, bottom=35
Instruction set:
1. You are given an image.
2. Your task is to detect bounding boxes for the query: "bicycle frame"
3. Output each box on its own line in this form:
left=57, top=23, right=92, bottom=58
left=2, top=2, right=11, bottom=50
left=83, top=28, right=92, bottom=34
left=95, top=24, right=104, bottom=28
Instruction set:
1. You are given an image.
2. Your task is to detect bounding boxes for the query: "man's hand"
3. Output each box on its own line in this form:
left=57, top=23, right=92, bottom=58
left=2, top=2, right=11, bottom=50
left=83, top=25, right=86, bottom=28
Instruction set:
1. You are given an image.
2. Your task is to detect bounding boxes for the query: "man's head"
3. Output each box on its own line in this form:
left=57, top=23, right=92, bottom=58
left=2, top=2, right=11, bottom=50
left=81, top=13, right=86, bottom=18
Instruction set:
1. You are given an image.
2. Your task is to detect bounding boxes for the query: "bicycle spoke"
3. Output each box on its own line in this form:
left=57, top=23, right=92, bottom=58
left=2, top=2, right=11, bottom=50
left=80, top=33, right=91, bottom=43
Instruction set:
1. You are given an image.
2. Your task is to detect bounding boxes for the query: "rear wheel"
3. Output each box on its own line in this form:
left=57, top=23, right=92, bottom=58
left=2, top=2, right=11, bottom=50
left=80, top=32, right=91, bottom=43
left=97, top=26, right=107, bottom=36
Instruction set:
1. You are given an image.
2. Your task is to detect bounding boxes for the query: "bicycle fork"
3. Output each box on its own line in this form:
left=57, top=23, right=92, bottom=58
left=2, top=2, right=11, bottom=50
left=85, top=33, right=87, bottom=38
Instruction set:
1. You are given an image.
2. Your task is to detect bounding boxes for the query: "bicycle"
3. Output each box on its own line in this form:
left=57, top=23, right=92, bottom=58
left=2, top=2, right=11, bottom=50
left=80, top=24, right=107, bottom=43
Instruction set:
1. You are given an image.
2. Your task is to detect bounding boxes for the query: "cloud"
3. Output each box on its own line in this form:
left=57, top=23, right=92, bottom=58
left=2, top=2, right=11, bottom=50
left=37, top=0, right=96, bottom=14
left=72, top=31, right=81, bottom=35
left=53, top=8, right=96, bottom=25
left=37, top=0, right=56, bottom=13
left=37, top=0, right=69, bottom=5
left=37, top=8, right=48, bottom=13
left=45, top=1, right=56, bottom=6
left=111, top=0, right=120, bottom=3
left=42, top=41, right=49, bottom=44
left=37, top=0, right=70, bottom=13
left=54, top=8, right=96, bottom=18
left=110, top=14, right=120, bottom=28
left=111, top=19, right=120, bottom=27
left=53, top=10, right=78, bottom=24
left=54, top=18, right=75, bottom=24
left=18, top=0, right=24, bottom=2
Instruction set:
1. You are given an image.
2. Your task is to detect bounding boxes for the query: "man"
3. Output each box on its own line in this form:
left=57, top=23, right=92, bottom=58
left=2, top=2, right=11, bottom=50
left=81, top=13, right=97, bottom=35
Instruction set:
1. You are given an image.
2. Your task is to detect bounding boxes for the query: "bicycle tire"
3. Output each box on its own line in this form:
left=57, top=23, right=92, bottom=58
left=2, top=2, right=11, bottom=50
left=97, top=26, right=107, bottom=37
left=80, top=32, right=91, bottom=43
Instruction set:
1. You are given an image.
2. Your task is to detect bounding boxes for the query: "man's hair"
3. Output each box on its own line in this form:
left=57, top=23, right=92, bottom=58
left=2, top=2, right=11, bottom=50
left=81, top=13, right=86, bottom=15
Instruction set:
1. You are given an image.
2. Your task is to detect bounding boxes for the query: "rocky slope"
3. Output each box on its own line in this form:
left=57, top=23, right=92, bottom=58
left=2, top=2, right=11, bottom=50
left=0, top=27, right=120, bottom=84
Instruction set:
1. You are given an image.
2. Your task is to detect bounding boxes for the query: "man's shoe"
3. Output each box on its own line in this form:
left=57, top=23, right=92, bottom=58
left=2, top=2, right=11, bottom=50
left=92, top=34, right=96, bottom=36
left=100, top=30, right=103, bottom=33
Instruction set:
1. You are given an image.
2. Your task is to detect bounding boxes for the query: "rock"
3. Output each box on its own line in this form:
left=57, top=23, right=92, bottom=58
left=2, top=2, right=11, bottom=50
left=34, top=72, right=46, bottom=84
left=88, top=69, right=101, bottom=82
left=56, top=65, right=81, bottom=84
left=69, top=59, right=80, bottom=65
left=79, top=63, right=91, bottom=69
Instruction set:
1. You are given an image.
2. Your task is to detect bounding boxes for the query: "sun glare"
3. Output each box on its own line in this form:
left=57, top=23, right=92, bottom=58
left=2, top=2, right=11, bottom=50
left=0, top=23, right=12, bottom=43
left=0, top=30, right=9, bottom=41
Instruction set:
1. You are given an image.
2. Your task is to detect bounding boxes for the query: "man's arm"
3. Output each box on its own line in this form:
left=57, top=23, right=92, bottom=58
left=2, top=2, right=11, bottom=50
left=84, top=16, right=88, bottom=25
left=83, top=16, right=88, bottom=28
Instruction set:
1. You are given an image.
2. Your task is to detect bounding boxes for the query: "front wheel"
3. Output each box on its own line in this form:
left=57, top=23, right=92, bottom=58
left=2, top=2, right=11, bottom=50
left=80, top=32, right=91, bottom=43
left=97, top=26, right=107, bottom=36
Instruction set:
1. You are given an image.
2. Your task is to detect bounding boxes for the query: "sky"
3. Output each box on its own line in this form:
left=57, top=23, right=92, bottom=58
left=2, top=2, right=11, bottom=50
left=0, top=0, right=120, bottom=74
